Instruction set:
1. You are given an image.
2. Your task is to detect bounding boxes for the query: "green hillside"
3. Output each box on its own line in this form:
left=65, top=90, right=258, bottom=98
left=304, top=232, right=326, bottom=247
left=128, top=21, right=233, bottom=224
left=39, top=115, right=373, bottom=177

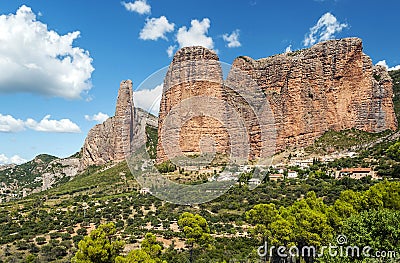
left=0, top=154, right=58, bottom=198
left=0, top=72, right=399, bottom=262
left=0, top=152, right=399, bottom=262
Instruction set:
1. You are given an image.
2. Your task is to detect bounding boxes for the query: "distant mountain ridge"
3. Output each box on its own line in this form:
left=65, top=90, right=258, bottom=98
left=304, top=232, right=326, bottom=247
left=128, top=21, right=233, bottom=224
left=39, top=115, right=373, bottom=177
left=0, top=154, right=79, bottom=203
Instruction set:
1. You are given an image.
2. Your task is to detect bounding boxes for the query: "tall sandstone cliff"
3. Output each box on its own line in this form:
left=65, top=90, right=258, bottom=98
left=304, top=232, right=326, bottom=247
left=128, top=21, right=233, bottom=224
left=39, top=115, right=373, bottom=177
left=156, top=47, right=231, bottom=163
left=157, top=38, right=397, bottom=162
left=233, top=38, right=397, bottom=151
left=81, top=80, right=157, bottom=168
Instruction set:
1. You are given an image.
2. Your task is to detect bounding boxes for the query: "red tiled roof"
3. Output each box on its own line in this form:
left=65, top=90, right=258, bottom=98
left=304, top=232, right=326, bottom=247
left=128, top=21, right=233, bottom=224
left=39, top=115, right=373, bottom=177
left=341, top=168, right=371, bottom=173
left=269, top=174, right=283, bottom=177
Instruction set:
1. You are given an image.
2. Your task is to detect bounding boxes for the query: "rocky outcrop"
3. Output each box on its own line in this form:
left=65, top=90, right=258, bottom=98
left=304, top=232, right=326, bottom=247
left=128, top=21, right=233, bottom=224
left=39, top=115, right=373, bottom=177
left=156, top=47, right=231, bottom=163
left=40, top=158, right=80, bottom=191
left=233, top=38, right=397, bottom=152
left=81, top=80, right=157, bottom=168
left=0, top=155, right=80, bottom=202
left=156, top=38, right=397, bottom=162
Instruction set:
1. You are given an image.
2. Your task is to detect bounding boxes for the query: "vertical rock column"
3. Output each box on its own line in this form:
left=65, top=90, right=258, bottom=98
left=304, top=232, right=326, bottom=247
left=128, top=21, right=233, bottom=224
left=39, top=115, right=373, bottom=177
left=156, top=47, right=230, bottom=164
left=114, top=80, right=135, bottom=160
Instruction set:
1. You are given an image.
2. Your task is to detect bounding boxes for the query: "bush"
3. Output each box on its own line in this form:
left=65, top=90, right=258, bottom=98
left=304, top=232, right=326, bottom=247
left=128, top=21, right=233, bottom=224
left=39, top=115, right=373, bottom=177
left=76, top=228, right=87, bottom=236
left=35, top=236, right=46, bottom=245
left=155, top=160, right=177, bottom=173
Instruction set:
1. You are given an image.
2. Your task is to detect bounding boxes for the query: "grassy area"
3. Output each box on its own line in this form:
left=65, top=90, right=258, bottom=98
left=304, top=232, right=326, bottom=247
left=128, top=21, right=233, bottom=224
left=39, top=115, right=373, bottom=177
left=145, top=125, right=158, bottom=159
left=305, top=128, right=392, bottom=154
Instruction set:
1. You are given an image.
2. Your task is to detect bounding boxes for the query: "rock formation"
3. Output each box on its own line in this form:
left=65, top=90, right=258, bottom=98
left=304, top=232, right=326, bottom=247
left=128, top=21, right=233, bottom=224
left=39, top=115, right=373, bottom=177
left=233, top=38, right=397, bottom=151
left=156, top=47, right=231, bottom=163
left=81, top=80, right=157, bottom=168
left=157, top=38, right=397, bottom=163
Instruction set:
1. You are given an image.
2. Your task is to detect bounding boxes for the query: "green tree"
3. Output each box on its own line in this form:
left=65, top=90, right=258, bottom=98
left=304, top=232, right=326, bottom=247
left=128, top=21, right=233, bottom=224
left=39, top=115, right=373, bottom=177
left=115, top=250, right=156, bottom=263
left=386, top=141, right=400, bottom=161
left=72, top=222, right=125, bottom=263
left=343, top=209, right=400, bottom=253
left=115, top=233, right=166, bottom=263
left=178, top=212, right=213, bottom=249
left=268, top=218, right=293, bottom=246
left=245, top=203, right=279, bottom=227
left=140, top=233, right=162, bottom=259
left=35, top=236, right=46, bottom=245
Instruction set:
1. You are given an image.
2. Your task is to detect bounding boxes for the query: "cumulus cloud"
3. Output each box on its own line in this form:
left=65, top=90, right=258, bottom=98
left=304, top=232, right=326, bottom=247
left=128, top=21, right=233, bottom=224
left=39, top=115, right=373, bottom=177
left=285, top=45, right=292, bottom=53
left=84, top=112, right=109, bottom=123
left=25, top=115, right=81, bottom=133
left=0, top=114, right=25, bottom=132
left=0, top=154, right=8, bottom=164
left=140, top=16, right=175, bottom=41
left=167, top=45, right=176, bottom=58
left=303, top=12, right=348, bottom=46
left=122, top=0, right=151, bottom=15
left=133, top=84, right=163, bottom=115
left=0, top=5, right=94, bottom=99
left=176, top=18, right=214, bottom=49
left=1, top=113, right=81, bottom=133
left=0, top=154, right=27, bottom=165
left=222, top=30, right=241, bottom=48
left=376, top=60, right=400, bottom=71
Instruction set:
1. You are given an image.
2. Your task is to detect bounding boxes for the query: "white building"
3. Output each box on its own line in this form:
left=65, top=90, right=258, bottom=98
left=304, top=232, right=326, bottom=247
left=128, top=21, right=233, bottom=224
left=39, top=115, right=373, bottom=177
left=287, top=170, right=298, bottom=179
left=294, top=159, right=314, bottom=168
left=248, top=178, right=261, bottom=185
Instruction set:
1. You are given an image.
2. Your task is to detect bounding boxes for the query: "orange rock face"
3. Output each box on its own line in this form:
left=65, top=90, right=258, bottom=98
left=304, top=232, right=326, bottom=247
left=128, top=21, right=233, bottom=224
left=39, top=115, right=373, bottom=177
left=157, top=38, right=397, bottom=163
left=156, top=47, right=231, bottom=163
left=233, top=38, right=397, bottom=151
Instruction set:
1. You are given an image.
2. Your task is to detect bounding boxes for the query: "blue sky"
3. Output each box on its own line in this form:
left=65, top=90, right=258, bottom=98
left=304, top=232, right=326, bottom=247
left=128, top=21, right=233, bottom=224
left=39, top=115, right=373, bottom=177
left=0, top=0, right=399, bottom=164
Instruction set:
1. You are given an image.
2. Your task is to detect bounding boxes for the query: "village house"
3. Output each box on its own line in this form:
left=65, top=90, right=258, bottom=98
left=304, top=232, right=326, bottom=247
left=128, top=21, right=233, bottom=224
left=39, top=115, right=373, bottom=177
left=293, top=159, right=314, bottom=168
left=139, top=187, right=151, bottom=195
left=269, top=173, right=284, bottom=181
left=335, top=168, right=378, bottom=180
left=287, top=170, right=298, bottom=179
left=248, top=178, right=262, bottom=185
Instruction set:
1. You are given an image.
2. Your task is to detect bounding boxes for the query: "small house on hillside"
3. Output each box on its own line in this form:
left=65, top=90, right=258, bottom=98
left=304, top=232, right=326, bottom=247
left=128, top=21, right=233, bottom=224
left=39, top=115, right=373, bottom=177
left=335, top=168, right=376, bottom=180
left=269, top=173, right=284, bottom=181
left=287, top=170, right=298, bottom=179
left=294, top=159, right=314, bottom=168
left=248, top=178, right=262, bottom=185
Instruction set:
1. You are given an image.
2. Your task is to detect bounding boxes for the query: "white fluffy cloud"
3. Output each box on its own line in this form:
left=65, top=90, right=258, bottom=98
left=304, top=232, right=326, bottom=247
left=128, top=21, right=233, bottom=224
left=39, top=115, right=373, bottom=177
left=0, top=5, right=94, bottom=99
left=122, top=0, right=151, bottom=15
left=25, top=115, right=81, bottom=133
left=1, top=113, right=80, bottom=133
left=176, top=18, right=214, bottom=49
left=133, top=84, right=163, bottom=115
left=167, top=45, right=176, bottom=58
left=0, top=114, right=25, bottom=132
left=0, top=154, right=8, bottom=164
left=140, top=16, right=175, bottom=41
left=303, top=12, right=348, bottom=46
left=222, top=30, right=241, bottom=48
left=376, top=60, right=400, bottom=71
left=0, top=154, right=27, bottom=165
left=84, top=112, right=109, bottom=123
left=285, top=45, right=292, bottom=53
